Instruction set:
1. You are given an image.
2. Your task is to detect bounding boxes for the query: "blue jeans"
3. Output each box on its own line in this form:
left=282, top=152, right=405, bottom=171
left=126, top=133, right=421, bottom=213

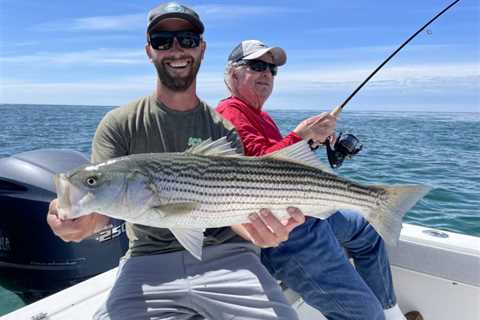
left=261, top=211, right=396, bottom=320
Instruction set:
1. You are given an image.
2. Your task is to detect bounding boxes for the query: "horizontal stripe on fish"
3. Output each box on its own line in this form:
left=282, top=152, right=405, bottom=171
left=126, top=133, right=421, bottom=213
left=147, top=175, right=382, bottom=206
left=160, top=185, right=381, bottom=209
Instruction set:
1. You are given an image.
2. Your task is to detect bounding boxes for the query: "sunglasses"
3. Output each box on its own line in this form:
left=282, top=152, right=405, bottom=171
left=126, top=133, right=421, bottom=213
left=236, top=59, right=278, bottom=76
left=149, top=30, right=202, bottom=51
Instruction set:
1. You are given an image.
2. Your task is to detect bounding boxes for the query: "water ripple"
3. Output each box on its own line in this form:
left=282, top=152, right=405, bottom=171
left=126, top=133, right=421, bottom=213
left=1, top=105, right=479, bottom=237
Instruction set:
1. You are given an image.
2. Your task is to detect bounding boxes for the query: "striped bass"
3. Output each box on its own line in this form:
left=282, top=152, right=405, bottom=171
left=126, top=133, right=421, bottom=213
left=54, top=137, right=431, bottom=260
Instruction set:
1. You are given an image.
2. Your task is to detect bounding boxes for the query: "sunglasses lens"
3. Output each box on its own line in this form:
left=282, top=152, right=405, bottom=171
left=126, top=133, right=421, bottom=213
left=244, top=60, right=278, bottom=76
left=149, top=31, right=201, bottom=50
left=248, top=60, right=268, bottom=72
left=270, top=65, right=278, bottom=76
left=177, top=32, right=201, bottom=49
left=150, top=32, right=174, bottom=50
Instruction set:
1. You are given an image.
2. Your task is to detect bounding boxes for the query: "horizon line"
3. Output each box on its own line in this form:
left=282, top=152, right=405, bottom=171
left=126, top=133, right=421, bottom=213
left=0, top=103, right=478, bottom=114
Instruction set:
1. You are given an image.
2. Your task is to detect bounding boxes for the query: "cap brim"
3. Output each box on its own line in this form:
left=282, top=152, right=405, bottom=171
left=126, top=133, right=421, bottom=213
left=148, top=13, right=204, bottom=34
left=242, top=47, right=287, bottom=66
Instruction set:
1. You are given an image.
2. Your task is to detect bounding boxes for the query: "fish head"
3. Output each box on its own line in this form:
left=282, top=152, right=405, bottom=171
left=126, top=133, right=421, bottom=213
left=54, top=162, right=125, bottom=220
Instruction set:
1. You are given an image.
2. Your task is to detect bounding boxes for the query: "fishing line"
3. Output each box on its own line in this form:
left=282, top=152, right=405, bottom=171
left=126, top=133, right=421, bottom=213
left=312, top=0, right=462, bottom=168
left=330, top=0, right=462, bottom=117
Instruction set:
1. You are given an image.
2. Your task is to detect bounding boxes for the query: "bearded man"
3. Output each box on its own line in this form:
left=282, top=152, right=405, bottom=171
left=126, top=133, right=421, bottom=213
left=46, top=3, right=303, bottom=320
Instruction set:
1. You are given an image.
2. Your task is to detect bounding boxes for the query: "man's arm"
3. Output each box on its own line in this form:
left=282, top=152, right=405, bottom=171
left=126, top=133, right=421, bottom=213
left=91, top=110, right=129, bottom=164
left=217, top=104, right=302, bottom=156
left=217, top=103, right=336, bottom=156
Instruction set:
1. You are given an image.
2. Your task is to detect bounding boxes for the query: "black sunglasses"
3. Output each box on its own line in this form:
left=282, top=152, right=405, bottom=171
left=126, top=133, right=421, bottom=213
left=149, top=30, right=202, bottom=51
left=236, top=59, right=278, bottom=76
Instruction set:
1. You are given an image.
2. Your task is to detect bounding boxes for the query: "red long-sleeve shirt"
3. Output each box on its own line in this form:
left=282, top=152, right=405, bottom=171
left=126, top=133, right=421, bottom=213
left=216, top=96, right=302, bottom=156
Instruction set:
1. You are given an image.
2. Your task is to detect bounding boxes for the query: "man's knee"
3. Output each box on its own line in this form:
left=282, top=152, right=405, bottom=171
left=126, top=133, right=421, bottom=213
left=328, top=210, right=380, bottom=244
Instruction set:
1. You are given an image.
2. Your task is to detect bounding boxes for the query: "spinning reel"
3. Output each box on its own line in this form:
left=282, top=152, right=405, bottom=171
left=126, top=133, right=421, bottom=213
left=325, top=133, right=363, bottom=169
left=309, top=133, right=363, bottom=169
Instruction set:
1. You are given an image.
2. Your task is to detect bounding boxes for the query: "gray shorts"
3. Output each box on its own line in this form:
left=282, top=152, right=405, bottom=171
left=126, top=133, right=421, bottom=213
left=93, top=242, right=298, bottom=320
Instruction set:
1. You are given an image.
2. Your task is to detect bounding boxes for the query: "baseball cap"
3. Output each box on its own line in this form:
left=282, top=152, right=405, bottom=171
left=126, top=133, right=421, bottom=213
left=228, top=40, right=287, bottom=66
left=147, top=2, right=204, bottom=34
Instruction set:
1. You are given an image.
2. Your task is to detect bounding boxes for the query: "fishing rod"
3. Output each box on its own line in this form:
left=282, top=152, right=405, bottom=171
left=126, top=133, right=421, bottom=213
left=317, top=0, right=462, bottom=168
left=330, top=0, right=461, bottom=117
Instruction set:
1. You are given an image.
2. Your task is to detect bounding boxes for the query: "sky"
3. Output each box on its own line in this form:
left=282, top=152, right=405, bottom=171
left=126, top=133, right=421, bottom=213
left=0, top=0, right=479, bottom=112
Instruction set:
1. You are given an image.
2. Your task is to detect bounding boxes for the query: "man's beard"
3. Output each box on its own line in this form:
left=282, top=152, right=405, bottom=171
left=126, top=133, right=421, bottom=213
left=154, top=56, right=201, bottom=92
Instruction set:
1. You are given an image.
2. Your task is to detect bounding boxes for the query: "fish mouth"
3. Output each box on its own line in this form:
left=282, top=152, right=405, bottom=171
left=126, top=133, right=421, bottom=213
left=53, top=173, right=91, bottom=220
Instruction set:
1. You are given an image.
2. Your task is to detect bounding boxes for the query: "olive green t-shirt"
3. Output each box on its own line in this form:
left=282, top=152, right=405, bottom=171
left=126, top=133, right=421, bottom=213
left=91, top=95, right=246, bottom=257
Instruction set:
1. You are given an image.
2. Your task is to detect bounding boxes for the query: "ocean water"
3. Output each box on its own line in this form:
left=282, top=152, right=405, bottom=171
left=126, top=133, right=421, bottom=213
left=0, top=104, right=479, bottom=315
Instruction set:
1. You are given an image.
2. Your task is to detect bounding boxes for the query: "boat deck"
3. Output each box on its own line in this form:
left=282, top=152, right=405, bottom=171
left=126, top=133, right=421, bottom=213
left=2, top=224, right=479, bottom=320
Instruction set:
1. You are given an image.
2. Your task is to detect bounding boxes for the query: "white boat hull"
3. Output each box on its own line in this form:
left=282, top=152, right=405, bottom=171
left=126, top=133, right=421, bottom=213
left=3, top=223, right=479, bottom=320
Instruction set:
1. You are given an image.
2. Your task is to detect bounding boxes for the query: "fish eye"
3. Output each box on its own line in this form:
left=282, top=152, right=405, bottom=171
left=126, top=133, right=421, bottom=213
left=85, top=176, right=98, bottom=186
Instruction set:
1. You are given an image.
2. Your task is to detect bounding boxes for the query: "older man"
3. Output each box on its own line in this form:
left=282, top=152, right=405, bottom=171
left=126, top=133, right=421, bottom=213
left=216, top=40, right=423, bottom=320
left=46, top=5, right=303, bottom=320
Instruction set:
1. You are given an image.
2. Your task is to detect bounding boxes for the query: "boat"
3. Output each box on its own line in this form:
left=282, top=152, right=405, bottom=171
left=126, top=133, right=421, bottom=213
left=3, top=223, right=479, bottom=320
left=1, top=150, right=479, bottom=319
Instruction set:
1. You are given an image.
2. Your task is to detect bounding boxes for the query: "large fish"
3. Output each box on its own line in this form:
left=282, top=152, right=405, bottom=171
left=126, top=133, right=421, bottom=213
left=54, top=138, right=431, bottom=260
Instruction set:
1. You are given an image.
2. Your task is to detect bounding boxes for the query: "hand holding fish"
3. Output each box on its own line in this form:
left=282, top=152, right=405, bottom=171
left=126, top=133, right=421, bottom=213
left=294, top=112, right=337, bottom=145
left=236, top=207, right=305, bottom=248
left=46, top=199, right=109, bottom=242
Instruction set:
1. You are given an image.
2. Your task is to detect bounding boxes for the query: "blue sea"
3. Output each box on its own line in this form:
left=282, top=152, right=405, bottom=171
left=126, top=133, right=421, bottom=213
left=0, top=104, right=479, bottom=315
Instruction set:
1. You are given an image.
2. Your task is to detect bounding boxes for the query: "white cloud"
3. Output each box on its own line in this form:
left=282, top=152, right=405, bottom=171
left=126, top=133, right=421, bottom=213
left=33, top=4, right=302, bottom=33
left=195, top=4, right=306, bottom=17
left=0, top=76, right=155, bottom=106
left=71, top=14, right=144, bottom=31
left=276, top=63, right=480, bottom=91
left=36, top=14, right=144, bottom=32
left=0, top=48, right=146, bottom=65
left=1, top=63, right=478, bottom=111
left=287, top=43, right=458, bottom=59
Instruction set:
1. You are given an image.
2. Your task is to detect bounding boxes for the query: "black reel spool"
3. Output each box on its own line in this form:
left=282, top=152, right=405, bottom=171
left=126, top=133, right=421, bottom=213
left=325, top=133, right=363, bottom=169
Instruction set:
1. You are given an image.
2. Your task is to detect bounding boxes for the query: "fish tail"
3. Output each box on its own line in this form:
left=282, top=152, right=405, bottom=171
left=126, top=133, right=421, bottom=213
left=367, top=184, right=432, bottom=246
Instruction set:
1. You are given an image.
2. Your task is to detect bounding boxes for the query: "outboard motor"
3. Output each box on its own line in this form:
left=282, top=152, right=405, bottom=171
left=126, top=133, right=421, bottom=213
left=0, top=149, right=128, bottom=303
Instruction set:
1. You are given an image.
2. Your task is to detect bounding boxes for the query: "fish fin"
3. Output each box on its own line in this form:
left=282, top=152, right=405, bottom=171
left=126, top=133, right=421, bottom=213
left=185, top=137, right=240, bottom=157
left=264, top=140, right=334, bottom=174
left=170, top=228, right=205, bottom=260
left=366, top=184, right=432, bottom=246
left=155, top=202, right=199, bottom=215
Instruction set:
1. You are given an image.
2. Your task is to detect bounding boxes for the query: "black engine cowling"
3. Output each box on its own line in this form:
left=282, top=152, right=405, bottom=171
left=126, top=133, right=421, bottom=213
left=0, top=149, right=128, bottom=302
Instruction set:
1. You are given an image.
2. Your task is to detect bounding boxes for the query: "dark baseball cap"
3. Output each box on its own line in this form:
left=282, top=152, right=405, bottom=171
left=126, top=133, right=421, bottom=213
left=147, top=2, right=204, bottom=34
left=228, top=40, right=287, bottom=66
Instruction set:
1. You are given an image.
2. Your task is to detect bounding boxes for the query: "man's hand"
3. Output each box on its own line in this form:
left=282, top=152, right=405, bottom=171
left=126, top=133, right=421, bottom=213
left=46, top=199, right=109, bottom=242
left=232, top=207, right=305, bottom=248
left=294, top=112, right=336, bottom=146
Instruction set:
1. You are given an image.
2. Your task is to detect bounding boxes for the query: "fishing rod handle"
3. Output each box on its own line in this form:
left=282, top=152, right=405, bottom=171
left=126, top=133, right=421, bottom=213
left=330, top=105, right=342, bottom=118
